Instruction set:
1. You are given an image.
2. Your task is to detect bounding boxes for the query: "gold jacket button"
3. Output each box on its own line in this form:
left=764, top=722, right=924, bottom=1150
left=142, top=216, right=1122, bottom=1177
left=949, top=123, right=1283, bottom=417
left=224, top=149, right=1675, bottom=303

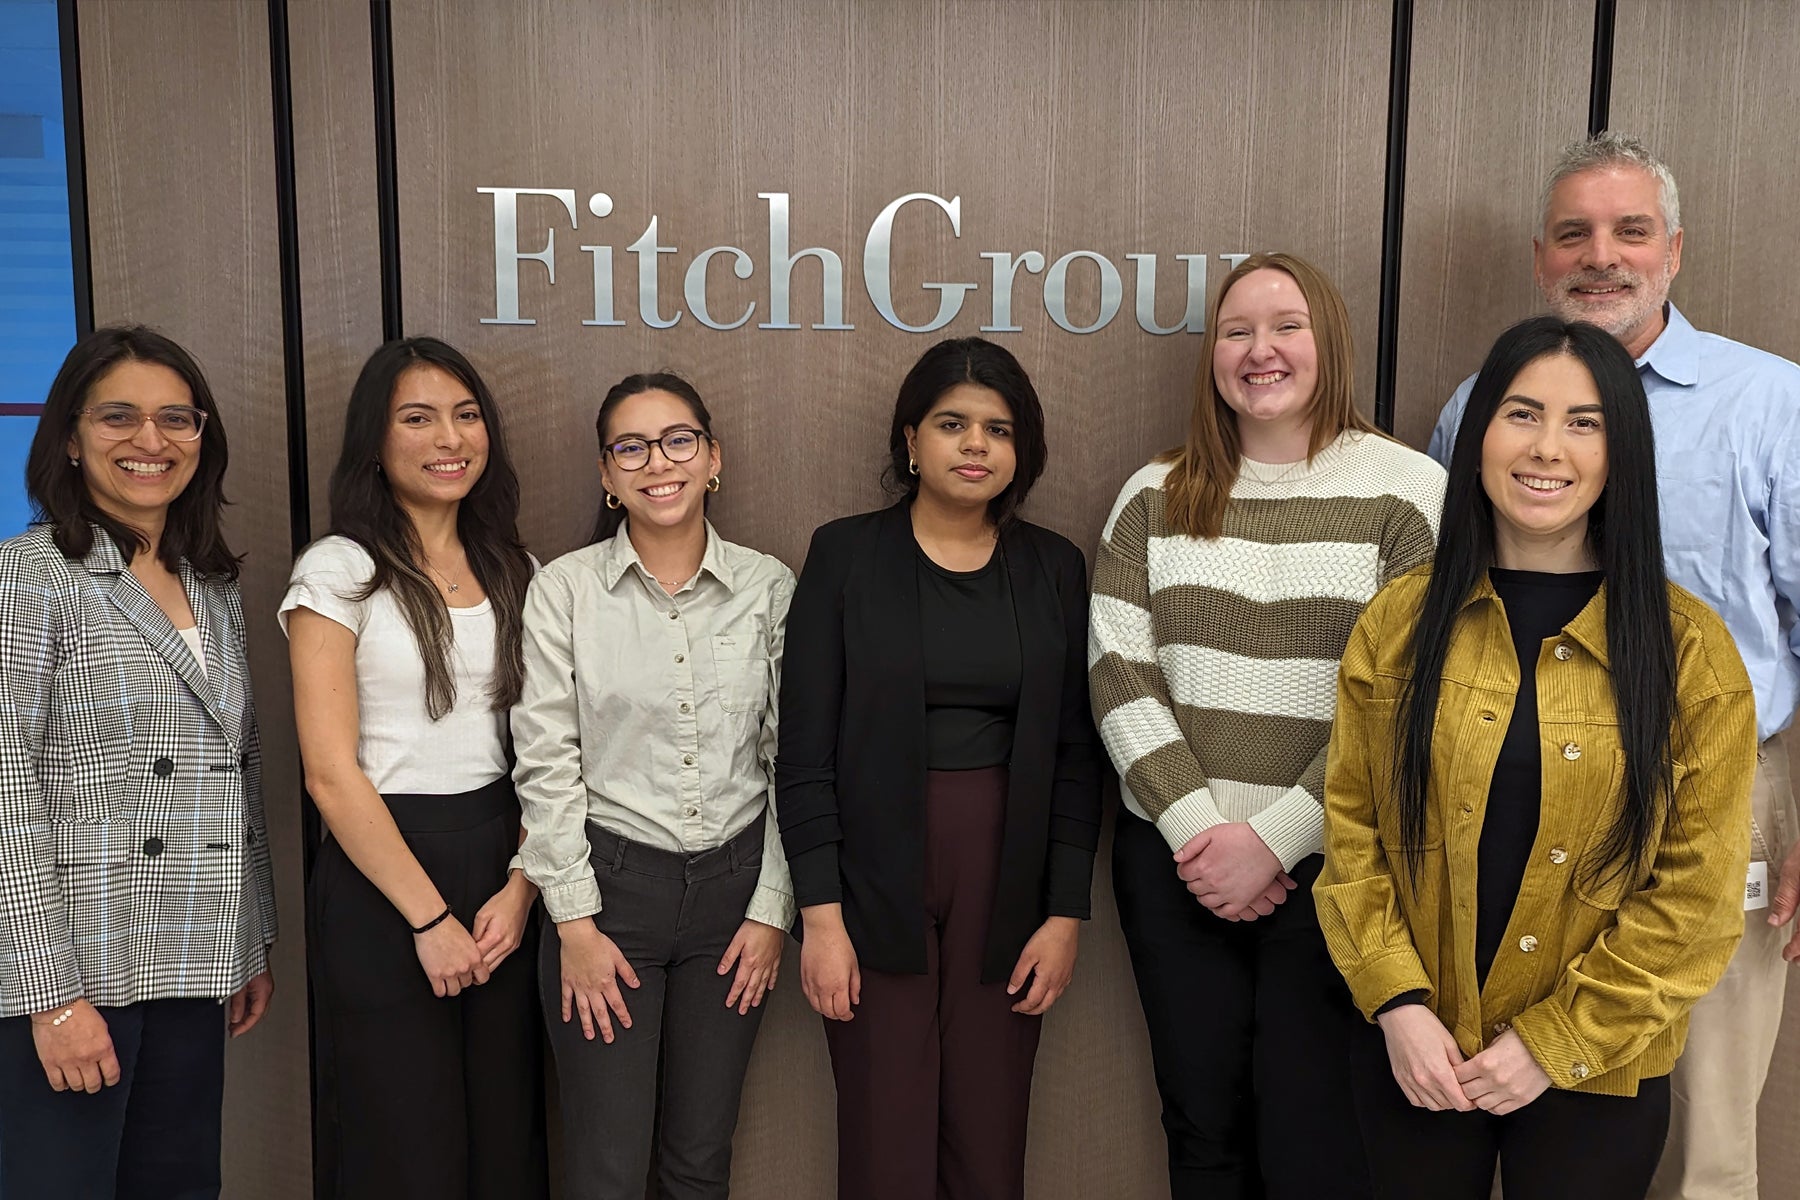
left=1554, top=643, right=1574, bottom=661
left=1562, top=742, right=1582, bottom=760
left=1492, top=1021, right=1511, bottom=1035
left=1549, top=847, right=1569, bottom=864
left=1570, top=1062, right=1590, bottom=1080
left=1519, top=935, right=1539, bottom=953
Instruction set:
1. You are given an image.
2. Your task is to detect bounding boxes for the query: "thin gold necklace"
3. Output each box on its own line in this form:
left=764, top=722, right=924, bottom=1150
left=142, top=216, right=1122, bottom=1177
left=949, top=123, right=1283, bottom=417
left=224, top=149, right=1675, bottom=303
left=424, top=562, right=461, bottom=594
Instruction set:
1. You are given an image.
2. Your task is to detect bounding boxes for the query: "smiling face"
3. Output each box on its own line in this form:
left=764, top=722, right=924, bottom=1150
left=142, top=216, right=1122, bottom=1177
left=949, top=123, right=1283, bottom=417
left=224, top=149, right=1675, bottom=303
left=904, top=382, right=1018, bottom=515
left=66, top=359, right=203, bottom=532
left=1534, top=165, right=1683, bottom=359
left=1211, top=268, right=1320, bottom=452
left=1480, top=350, right=1610, bottom=569
left=379, top=364, right=490, bottom=518
left=598, top=388, right=720, bottom=535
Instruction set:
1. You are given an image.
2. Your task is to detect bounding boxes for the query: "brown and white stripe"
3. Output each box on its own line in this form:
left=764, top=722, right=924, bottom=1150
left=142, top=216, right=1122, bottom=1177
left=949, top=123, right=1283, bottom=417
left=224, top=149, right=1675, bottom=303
left=1088, top=431, right=1445, bottom=867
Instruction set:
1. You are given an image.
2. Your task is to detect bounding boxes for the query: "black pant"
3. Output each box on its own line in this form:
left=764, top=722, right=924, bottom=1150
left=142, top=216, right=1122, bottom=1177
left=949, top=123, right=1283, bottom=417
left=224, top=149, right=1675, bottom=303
left=309, top=778, right=547, bottom=1200
left=1113, top=808, right=1372, bottom=1200
left=1351, top=1021, right=1670, bottom=1199
left=0, top=997, right=225, bottom=1199
left=540, top=815, right=767, bottom=1200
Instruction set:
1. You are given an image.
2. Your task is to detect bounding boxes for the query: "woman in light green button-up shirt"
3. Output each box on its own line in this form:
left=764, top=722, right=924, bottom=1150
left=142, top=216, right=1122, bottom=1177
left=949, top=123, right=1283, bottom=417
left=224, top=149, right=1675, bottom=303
left=513, top=371, right=795, bottom=1200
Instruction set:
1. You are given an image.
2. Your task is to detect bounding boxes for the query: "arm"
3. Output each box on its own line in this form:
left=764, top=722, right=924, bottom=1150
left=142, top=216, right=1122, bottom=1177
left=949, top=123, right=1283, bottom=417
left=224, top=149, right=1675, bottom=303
left=1764, top=415, right=1800, bottom=953
left=0, top=547, right=82, bottom=1019
left=746, top=569, right=799, bottom=932
left=775, top=527, right=850, bottom=908
left=1313, top=616, right=1434, bottom=1017
left=1088, top=488, right=1226, bottom=850
left=1510, top=682, right=1757, bottom=1086
left=288, top=607, right=489, bottom=996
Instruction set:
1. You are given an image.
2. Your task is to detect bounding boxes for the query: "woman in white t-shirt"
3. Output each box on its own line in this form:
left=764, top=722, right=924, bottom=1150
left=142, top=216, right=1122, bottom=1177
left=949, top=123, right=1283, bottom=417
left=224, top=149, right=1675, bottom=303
left=281, top=338, right=545, bottom=1199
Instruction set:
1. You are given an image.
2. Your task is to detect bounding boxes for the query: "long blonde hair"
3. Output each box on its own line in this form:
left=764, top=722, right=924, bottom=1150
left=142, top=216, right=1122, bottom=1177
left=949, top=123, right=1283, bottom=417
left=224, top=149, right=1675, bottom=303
left=1159, top=251, right=1381, bottom=538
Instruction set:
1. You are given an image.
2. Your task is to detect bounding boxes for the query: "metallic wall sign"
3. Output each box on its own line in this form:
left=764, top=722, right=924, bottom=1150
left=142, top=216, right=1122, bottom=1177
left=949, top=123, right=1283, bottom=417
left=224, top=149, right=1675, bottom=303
left=478, top=188, right=1248, bottom=335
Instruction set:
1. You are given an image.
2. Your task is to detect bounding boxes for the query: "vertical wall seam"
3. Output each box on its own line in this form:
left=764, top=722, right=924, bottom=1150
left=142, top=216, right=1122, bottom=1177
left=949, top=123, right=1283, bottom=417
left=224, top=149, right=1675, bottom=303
left=370, top=0, right=402, bottom=340
left=268, top=0, right=309, bottom=556
left=58, top=0, right=93, bottom=338
left=1373, top=0, right=1414, bottom=433
left=1588, top=0, right=1617, bottom=135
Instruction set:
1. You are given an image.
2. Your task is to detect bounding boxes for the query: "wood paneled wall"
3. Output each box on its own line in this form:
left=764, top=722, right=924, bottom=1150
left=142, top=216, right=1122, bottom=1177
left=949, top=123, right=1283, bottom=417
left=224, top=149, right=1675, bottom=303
left=70, top=1, right=1800, bottom=1197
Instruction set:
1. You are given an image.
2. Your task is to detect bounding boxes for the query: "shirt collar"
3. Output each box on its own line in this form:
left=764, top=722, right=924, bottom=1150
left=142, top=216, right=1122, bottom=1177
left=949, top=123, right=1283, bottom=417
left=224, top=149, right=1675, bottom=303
left=598, top=520, right=736, bottom=594
left=1637, top=302, right=1700, bottom=388
left=1459, top=570, right=1611, bottom=667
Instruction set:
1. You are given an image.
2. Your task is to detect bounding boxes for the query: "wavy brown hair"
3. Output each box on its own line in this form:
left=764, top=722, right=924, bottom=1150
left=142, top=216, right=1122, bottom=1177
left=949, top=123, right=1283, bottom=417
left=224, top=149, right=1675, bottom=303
left=326, top=338, right=531, bottom=720
left=1158, top=251, right=1380, bottom=538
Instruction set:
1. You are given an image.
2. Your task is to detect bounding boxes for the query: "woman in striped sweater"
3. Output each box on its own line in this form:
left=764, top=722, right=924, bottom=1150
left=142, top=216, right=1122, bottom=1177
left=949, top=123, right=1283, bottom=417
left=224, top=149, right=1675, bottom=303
left=1089, top=251, right=1445, bottom=1200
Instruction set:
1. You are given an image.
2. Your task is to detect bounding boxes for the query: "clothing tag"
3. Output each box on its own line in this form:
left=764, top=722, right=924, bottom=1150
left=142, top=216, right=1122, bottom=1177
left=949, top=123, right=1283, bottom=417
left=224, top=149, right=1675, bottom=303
left=1746, top=861, right=1769, bottom=911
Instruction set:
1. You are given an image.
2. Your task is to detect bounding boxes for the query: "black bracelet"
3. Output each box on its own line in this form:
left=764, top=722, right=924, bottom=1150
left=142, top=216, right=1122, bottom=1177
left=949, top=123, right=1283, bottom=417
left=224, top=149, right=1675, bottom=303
left=410, top=904, right=453, bottom=935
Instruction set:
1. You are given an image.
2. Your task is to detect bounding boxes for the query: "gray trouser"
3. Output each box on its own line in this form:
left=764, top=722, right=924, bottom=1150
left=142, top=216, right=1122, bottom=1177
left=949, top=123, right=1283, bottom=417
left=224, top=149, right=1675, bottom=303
left=540, top=816, right=767, bottom=1200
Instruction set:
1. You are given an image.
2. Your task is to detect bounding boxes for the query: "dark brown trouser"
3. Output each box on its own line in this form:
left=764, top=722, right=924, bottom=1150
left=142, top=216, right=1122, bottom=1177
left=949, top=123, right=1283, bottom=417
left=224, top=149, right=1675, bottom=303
left=824, top=766, right=1044, bottom=1200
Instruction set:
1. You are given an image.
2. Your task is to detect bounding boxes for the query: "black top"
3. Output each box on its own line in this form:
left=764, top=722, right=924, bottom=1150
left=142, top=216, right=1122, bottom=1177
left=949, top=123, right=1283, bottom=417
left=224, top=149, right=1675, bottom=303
left=1479, top=567, right=1604, bottom=984
left=917, top=545, right=1021, bottom=770
left=776, top=502, right=1103, bottom=983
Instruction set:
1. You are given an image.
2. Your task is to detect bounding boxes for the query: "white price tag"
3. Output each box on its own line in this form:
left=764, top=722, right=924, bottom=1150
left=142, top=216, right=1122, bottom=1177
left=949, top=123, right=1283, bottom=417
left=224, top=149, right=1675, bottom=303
left=1746, top=861, right=1769, bottom=911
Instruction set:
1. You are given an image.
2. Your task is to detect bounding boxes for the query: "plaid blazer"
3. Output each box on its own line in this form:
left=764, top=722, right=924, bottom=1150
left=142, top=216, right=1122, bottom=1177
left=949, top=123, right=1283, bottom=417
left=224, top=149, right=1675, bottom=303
left=0, top=524, right=277, bottom=1018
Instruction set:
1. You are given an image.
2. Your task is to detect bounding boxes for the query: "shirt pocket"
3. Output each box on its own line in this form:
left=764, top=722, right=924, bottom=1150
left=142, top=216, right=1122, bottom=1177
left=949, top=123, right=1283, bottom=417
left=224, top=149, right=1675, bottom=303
left=1657, top=452, right=1733, bottom=593
left=711, top=616, right=769, bottom=715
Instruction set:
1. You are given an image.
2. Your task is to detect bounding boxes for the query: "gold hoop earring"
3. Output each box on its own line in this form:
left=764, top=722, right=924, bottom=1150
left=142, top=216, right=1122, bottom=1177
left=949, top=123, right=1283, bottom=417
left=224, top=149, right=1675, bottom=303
left=907, top=459, right=919, bottom=475
left=706, top=475, right=721, bottom=493
left=604, top=492, right=622, bottom=510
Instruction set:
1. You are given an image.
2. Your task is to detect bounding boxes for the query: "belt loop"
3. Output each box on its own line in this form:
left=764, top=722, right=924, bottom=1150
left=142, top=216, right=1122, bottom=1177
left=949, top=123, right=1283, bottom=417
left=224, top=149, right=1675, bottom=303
left=613, top=831, right=626, bottom=872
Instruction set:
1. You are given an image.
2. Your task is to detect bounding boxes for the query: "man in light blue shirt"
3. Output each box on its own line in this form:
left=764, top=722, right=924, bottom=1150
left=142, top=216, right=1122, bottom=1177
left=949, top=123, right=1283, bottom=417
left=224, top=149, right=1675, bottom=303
left=1428, top=132, right=1800, bottom=1200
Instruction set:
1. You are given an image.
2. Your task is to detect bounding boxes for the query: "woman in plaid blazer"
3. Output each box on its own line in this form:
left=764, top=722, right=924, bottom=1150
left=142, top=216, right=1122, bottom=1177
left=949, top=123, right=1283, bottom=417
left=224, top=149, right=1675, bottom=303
left=0, top=326, right=278, bottom=1198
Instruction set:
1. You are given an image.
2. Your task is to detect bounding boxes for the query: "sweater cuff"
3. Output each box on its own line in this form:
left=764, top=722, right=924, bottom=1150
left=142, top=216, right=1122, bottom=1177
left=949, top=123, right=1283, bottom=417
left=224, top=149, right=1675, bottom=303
left=1246, top=786, right=1325, bottom=872
left=1151, top=787, right=1226, bottom=853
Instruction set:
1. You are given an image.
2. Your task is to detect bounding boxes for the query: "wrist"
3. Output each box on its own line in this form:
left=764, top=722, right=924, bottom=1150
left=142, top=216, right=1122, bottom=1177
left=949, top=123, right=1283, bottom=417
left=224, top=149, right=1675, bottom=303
left=30, top=999, right=83, bottom=1026
left=409, top=904, right=454, bottom=936
left=800, top=902, right=846, bottom=931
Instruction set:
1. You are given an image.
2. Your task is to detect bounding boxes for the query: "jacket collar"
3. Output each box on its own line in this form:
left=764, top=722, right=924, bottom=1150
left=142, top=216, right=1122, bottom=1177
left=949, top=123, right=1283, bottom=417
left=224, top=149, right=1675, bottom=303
left=599, top=519, right=737, bottom=594
left=1459, top=569, right=1611, bottom=667
left=1638, top=303, right=1700, bottom=388
left=82, top=526, right=243, bottom=746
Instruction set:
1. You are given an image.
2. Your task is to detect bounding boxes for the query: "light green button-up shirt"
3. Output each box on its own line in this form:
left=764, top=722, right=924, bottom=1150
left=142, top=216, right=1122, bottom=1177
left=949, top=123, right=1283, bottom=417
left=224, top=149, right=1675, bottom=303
left=513, top=522, right=797, bottom=930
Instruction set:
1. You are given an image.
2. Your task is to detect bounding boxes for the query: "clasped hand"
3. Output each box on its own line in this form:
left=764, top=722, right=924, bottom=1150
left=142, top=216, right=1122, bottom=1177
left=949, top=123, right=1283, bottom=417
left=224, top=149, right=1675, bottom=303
left=1173, top=823, right=1295, bottom=920
left=1377, top=1005, right=1550, bottom=1115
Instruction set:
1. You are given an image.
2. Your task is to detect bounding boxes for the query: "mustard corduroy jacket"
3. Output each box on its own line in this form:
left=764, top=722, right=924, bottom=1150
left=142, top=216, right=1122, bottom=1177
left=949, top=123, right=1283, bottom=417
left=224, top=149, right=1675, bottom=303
left=1316, top=568, right=1756, bottom=1096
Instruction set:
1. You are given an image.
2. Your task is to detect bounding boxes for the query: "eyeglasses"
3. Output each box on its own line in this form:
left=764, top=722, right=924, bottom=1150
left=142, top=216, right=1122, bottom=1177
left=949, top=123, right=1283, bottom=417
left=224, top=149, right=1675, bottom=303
left=80, top=403, right=209, bottom=442
left=604, top=428, right=708, bottom=471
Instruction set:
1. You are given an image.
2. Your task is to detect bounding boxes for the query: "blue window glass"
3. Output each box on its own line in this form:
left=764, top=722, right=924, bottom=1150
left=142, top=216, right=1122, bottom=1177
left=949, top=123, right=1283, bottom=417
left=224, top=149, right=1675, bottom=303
left=0, top=0, right=78, bottom=538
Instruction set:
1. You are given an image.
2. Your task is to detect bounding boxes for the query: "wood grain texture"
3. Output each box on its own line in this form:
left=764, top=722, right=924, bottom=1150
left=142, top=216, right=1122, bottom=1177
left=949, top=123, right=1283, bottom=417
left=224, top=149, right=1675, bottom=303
left=288, top=0, right=384, bottom=537
left=1606, top=10, right=1800, bottom=1187
left=389, top=2, right=1389, bottom=1196
left=1391, top=0, right=1593, bottom=450
left=78, top=2, right=308, bottom=1196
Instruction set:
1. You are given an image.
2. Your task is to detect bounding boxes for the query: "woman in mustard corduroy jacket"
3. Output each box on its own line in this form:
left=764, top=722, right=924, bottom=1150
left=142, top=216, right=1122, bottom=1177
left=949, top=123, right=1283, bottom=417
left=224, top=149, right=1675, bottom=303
left=1317, top=316, right=1757, bottom=1200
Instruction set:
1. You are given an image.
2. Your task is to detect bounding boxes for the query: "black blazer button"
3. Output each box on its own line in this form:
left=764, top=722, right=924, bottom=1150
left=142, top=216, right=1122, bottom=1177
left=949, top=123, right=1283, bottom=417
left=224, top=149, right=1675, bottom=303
left=153, top=757, right=174, bottom=777
left=239, top=753, right=249, bottom=771
left=143, top=837, right=164, bottom=858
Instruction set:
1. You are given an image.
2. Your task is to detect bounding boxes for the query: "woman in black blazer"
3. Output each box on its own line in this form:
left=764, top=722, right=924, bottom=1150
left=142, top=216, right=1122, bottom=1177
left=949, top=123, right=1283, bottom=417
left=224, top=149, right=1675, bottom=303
left=777, top=336, right=1101, bottom=1200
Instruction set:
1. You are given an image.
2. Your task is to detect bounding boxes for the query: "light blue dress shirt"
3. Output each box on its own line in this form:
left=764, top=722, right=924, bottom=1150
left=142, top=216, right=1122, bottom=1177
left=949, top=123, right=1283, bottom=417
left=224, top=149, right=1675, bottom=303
left=1428, top=304, right=1800, bottom=742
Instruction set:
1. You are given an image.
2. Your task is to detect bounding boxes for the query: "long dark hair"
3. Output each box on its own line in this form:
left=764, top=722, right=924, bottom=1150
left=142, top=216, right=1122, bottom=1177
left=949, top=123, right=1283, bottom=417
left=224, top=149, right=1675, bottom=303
left=1394, top=315, right=1675, bottom=887
left=588, top=372, right=717, bottom=544
left=884, top=337, right=1048, bottom=527
left=26, top=325, right=240, bottom=577
left=326, top=337, right=531, bottom=719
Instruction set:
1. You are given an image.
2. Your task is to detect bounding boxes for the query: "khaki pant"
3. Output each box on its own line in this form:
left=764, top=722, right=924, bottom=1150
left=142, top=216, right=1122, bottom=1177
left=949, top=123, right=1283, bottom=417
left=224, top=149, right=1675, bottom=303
left=1648, top=734, right=1797, bottom=1200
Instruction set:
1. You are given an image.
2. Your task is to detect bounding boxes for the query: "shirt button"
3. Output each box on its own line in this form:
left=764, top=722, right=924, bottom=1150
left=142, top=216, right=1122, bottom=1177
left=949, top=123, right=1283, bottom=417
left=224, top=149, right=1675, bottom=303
left=1570, top=1062, right=1590, bottom=1080
left=153, top=757, right=174, bottom=777
left=683, top=804, right=698, bottom=817
left=1562, top=742, right=1582, bottom=761
left=1554, top=643, right=1574, bottom=661
left=674, top=653, right=685, bottom=664
left=668, top=611, right=680, bottom=621
left=143, top=836, right=164, bottom=858
left=1549, top=847, right=1569, bottom=865
left=679, top=702, right=691, bottom=714
left=682, top=753, right=696, bottom=767
left=1519, top=935, right=1539, bottom=953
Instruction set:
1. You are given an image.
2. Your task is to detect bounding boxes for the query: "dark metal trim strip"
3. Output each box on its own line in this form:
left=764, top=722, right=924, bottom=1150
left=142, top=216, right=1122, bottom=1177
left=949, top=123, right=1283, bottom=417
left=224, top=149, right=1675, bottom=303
left=1374, top=0, right=1414, bottom=434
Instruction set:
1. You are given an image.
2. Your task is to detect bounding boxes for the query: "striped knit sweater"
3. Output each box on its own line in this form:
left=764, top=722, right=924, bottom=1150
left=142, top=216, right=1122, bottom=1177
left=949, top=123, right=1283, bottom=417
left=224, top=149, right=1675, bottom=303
left=1089, top=430, right=1446, bottom=867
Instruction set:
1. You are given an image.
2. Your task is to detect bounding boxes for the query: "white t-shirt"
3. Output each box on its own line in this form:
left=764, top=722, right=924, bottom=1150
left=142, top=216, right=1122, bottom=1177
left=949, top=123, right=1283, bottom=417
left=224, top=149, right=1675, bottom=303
left=279, top=536, right=509, bottom=795
left=176, top=626, right=206, bottom=677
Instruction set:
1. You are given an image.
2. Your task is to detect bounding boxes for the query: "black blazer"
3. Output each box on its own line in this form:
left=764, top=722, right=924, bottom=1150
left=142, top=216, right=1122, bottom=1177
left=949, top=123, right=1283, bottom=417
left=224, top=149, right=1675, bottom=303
left=776, top=501, right=1102, bottom=982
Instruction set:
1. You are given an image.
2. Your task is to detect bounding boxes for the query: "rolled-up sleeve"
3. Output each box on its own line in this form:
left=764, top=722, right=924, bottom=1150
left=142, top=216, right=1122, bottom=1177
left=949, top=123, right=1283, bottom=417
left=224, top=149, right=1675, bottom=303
left=747, top=570, right=798, bottom=930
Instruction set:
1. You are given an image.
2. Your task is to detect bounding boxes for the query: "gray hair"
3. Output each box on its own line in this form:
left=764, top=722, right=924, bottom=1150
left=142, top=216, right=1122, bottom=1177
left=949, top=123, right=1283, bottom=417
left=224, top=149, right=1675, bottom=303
left=1540, top=131, right=1682, bottom=234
